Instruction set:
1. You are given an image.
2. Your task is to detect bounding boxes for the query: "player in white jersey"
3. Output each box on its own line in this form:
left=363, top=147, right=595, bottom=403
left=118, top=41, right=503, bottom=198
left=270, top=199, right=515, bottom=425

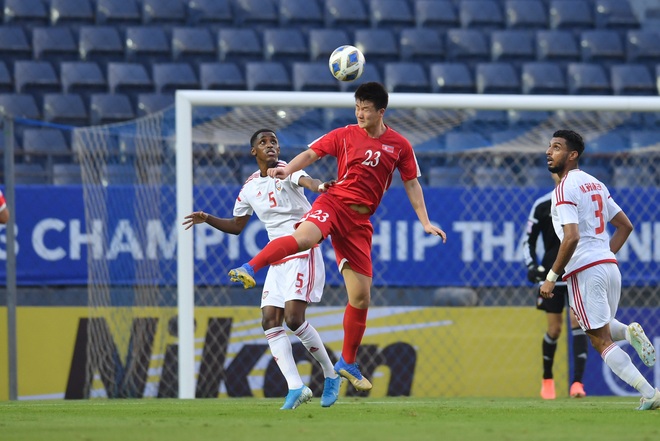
left=183, top=129, right=341, bottom=410
left=540, top=129, right=659, bottom=410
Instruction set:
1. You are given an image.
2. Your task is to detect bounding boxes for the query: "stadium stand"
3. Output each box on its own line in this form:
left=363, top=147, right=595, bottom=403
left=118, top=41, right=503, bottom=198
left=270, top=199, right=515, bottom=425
left=414, top=0, right=459, bottom=30
left=262, top=28, right=309, bottom=66
left=309, top=29, right=352, bottom=61
left=124, top=26, right=171, bottom=66
left=108, top=62, right=152, bottom=98
left=566, top=62, right=612, bottom=95
left=0, top=26, right=32, bottom=66
left=171, top=28, right=217, bottom=64
left=78, top=26, right=125, bottom=66
left=200, top=62, right=245, bottom=90
left=369, top=0, right=415, bottom=30
left=32, top=26, right=79, bottom=63
left=142, top=0, right=187, bottom=25
left=548, top=0, right=594, bottom=32
left=52, top=163, right=83, bottom=185
left=0, top=94, right=41, bottom=119
left=3, top=0, right=49, bottom=28
left=232, top=0, right=279, bottom=27
left=521, top=62, right=567, bottom=94
left=14, top=61, right=60, bottom=105
left=459, top=0, right=505, bottom=30
left=49, top=0, right=96, bottom=27
left=292, top=62, right=340, bottom=92
left=535, top=30, right=581, bottom=65
left=90, top=93, right=135, bottom=125
left=0, top=62, right=12, bottom=93
left=504, top=0, right=548, bottom=30
left=446, top=28, right=490, bottom=66
left=353, top=29, right=400, bottom=68
left=43, top=93, right=89, bottom=126
left=399, top=28, right=444, bottom=65
left=324, top=0, right=370, bottom=29
left=136, top=93, right=174, bottom=116
left=384, top=62, right=430, bottom=93
left=490, top=30, right=535, bottom=66
left=218, top=28, right=263, bottom=64
left=60, top=61, right=107, bottom=99
left=95, top=0, right=142, bottom=26
left=22, top=128, right=71, bottom=167
left=475, top=62, right=520, bottom=94
left=429, top=62, right=475, bottom=94
left=580, top=30, right=626, bottom=66
left=14, top=163, right=48, bottom=185
left=278, top=0, right=324, bottom=29
left=245, top=61, right=291, bottom=91
left=153, top=63, right=199, bottom=94
left=594, top=0, right=639, bottom=30
left=610, top=64, right=655, bottom=95
left=187, top=0, right=233, bottom=26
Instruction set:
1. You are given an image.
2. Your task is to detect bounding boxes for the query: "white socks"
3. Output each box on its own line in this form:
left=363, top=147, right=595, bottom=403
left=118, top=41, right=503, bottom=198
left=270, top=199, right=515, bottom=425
left=609, top=318, right=628, bottom=342
left=265, top=326, right=303, bottom=390
left=294, top=321, right=338, bottom=379
left=602, top=343, right=655, bottom=399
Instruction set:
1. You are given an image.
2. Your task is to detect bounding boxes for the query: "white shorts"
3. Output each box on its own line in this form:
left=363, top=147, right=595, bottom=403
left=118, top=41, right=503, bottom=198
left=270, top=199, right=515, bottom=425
left=260, top=247, right=325, bottom=309
left=566, top=263, right=621, bottom=331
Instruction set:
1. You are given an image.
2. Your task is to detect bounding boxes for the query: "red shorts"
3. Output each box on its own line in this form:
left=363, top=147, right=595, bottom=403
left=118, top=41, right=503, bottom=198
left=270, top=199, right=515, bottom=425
left=298, top=193, right=373, bottom=277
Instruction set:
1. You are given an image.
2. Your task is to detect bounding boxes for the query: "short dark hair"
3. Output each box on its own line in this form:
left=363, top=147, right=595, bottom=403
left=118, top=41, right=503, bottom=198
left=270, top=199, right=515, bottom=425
left=250, top=128, right=276, bottom=147
left=354, top=82, right=388, bottom=111
left=553, top=129, right=584, bottom=157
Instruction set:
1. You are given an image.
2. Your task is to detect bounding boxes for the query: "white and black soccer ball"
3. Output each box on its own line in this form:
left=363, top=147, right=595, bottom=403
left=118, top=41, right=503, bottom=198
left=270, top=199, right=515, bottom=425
left=328, top=45, right=365, bottom=82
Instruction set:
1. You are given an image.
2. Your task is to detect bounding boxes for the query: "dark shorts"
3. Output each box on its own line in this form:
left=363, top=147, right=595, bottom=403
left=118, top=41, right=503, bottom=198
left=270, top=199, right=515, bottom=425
left=536, top=284, right=568, bottom=314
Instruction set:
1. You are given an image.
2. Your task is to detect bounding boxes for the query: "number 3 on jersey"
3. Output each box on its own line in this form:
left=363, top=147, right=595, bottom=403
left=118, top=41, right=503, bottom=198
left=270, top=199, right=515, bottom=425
left=591, top=193, right=605, bottom=234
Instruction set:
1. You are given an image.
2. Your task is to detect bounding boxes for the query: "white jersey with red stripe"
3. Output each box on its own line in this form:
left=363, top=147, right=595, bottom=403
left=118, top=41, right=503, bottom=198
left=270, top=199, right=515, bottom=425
left=551, top=168, right=622, bottom=278
left=234, top=161, right=311, bottom=242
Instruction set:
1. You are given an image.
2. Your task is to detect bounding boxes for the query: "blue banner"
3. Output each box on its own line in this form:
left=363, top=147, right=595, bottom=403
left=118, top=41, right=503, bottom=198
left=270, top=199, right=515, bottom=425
left=2, top=185, right=659, bottom=286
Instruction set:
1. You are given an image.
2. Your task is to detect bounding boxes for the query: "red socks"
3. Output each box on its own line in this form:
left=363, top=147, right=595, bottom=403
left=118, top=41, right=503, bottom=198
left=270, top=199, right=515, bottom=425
left=342, top=303, right=368, bottom=364
left=248, top=235, right=299, bottom=272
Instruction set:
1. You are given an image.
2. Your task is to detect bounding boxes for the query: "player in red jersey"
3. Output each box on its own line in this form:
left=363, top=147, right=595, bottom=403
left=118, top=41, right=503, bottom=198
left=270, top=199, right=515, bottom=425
left=229, top=82, right=447, bottom=391
left=0, top=189, right=8, bottom=224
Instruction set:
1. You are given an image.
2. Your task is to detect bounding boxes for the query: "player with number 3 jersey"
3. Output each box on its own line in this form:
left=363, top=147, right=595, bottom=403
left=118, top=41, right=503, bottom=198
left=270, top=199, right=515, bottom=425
left=541, top=129, right=659, bottom=410
left=229, top=82, right=447, bottom=392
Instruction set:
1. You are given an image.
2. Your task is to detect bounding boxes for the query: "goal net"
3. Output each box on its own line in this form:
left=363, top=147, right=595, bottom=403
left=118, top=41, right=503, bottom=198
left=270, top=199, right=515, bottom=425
left=73, top=91, right=660, bottom=399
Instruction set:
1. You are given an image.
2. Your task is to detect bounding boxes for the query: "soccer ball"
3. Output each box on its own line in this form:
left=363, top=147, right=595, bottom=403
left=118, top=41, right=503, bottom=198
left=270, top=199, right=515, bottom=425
left=328, top=45, right=365, bottom=82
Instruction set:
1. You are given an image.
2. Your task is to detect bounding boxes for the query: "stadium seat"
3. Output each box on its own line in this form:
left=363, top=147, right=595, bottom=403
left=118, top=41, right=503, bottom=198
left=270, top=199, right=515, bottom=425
left=324, top=108, right=356, bottom=129
left=0, top=26, right=32, bottom=65
left=610, top=64, right=654, bottom=95
left=521, top=62, right=566, bottom=94
left=52, top=163, right=83, bottom=185
left=548, top=0, right=594, bottom=31
left=594, top=0, right=639, bottom=30
left=324, top=0, right=370, bottom=29
left=474, top=165, right=519, bottom=187
left=427, top=166, right=466, bottom=187
left=504, top=0, right=547, bottom=30
left=508, top=109, right=551, bottom=129
left=142, top=0, right=186, bottom=25
left=195, top=165, right=239, bottom=186
left=354, top=29, right=399, bottom=68
left=490, top=128, right=529, bottom=146
left=200, top=62, right=245, bottom=90
left=245, top=62, right=291, bottom=91
left=369, top=0, right=415, bottom=30
left=625, top=30, right=660, bottom=69
left=384, top=62, right=429, bottom=93
left=445, top=132, right=491, bottom=152
left=90, top=93, right=135, bottom=125
left=153, top=63, right=199, bottom=94
left=218, top=28, right=263, bottom=64
left=0, top=62, right=13, bottom=93
left=95, top=0, right=142, bottom=26
left=580, top=30, right=625, bottom=66
left=3, top=0, right=48, bottom=27
left=103, top=164, right=137, bottom=185
left=78, top=26, right=124, bottom=65
left=32, top=27, right=78, bottom=63
left=459, top=0, right=504, bottom=30
left=476, top=62, right=520, bottom=94
left=338, top=64, right=383, bottom=92
left=187, top=0, right=233, bottom=26
left=308, top=29, right=351, bottom=62
left=292, top=62, right=339, bottom=92
left=107, top=62, right=152, bottom=98
left=262, top=29, right=308, bottom=65
left=414, top=0, right=458, bottom=30
left=233, top=0, right=279, bottom=26
left=22, top=128, right=71, bottom=165
left=50, top=0, right=95, bottom=27
left=136, top=93, right=174, bottom=116
left=490, top=30, right=535, bottom=65
left=566, top=63, right=611, bottom=95
left=172, top=28, right=216, bottom=64
left=61, top=61, right=106, bottom=102
left=14, top=61, right=60, bottom=103
left=429, top=62, right=475, bottom=94
left=279, top=0, right=324, bottom=29
left=446, top=29, right=490, bottom=65
left=43, top=93, right=88, bottom=126
left=535, top=30, right=580, bottom=65
left=0, top=94, right=40, bottom=119
left=586, top=131, right=629, bottom=154
left=125, top=27, right=171, bottom=66
left=612, top=165, right=655, bottom=188
left=630, top=130, right=660, bottom=150
left=14, top=163, right=48, bottom=185
left=399, top=28, right=444, bottom=65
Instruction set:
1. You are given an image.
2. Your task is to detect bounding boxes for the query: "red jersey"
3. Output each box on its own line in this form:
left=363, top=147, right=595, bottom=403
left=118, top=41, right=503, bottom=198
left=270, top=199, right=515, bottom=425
left=309, top=124, right=420, bottom=212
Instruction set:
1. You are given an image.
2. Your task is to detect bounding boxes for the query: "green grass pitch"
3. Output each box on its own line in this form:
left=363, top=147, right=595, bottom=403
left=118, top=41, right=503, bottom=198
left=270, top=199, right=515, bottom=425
left=1, top=397, right=658, bottom=441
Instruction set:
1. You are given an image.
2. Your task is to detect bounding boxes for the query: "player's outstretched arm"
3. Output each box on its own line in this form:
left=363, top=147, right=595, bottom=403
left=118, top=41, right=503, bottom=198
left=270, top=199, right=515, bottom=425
left=267, top=149, right=319, bottom=179
left=182, top=211, right=250, bottom=235
left=403, top=178, right=447, bottom=242
left=298, top=176, right=336, bottom=193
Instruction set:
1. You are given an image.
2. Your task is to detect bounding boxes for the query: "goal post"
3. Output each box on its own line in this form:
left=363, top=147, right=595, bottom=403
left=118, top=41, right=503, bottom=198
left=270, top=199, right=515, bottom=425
left=174, top=90, right=660, bottom=399
left=71, top=90, right=660, bottom=401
